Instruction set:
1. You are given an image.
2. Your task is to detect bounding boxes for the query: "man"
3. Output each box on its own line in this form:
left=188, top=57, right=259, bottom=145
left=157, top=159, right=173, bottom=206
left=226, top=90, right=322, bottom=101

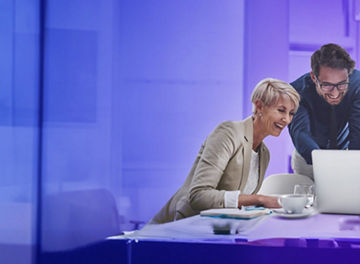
left=289, top=43, right=360, bottom=179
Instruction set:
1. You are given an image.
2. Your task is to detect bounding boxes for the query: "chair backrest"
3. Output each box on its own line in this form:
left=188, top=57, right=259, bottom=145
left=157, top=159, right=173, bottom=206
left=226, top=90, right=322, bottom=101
left=258, top=173, right=314, bottom=195
left=42, top=188, right=120, bottom=251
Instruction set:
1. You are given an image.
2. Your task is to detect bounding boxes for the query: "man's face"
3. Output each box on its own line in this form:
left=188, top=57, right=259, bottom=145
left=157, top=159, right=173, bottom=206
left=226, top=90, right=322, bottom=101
left=310, top=66, right=349, bottom=106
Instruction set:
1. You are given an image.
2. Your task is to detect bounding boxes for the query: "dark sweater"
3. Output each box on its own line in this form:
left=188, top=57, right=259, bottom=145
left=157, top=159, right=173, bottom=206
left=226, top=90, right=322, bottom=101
left=288, top=69, right=360, bottom=164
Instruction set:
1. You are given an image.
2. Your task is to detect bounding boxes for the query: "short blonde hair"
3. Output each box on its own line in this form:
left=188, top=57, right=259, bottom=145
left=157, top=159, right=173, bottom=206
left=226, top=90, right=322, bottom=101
left=251, top=78, right=300, bottom=113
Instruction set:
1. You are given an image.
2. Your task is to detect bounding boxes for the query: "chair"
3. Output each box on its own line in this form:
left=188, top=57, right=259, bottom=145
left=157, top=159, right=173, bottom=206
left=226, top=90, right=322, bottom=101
left=258, top=173, right=314, bottom=195
left=42, top=188, right=121, bottom=251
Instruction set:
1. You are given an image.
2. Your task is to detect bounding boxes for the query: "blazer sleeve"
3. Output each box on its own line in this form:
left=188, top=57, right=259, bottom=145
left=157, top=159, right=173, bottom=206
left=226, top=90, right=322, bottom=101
left=288, top=102, right=320, bottom=164
left=288, top=77, right=320, bottom=164
left=188, top=122, right=240, bottom=210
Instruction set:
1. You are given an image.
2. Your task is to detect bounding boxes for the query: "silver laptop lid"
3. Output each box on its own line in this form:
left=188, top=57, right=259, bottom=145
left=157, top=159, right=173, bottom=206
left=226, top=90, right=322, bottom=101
left=312, top=149, right=360, bottom=215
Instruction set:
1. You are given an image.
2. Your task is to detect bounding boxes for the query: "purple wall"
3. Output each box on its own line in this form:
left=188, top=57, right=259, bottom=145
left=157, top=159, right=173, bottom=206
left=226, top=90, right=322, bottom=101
left=117, top=0, right=246, bottom=225
left=243, top=0, right=290, bottom=176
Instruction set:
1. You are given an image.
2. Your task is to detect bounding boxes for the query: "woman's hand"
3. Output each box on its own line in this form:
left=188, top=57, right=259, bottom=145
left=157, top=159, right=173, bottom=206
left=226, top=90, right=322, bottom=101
left=238, top=194, right=281, bottom=208
left=257, top=194, right=281, bottom=208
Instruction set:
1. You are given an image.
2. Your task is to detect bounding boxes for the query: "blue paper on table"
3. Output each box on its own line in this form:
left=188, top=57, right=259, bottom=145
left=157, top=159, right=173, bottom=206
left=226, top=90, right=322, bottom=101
left=200, top=208, right=272, bottom=219
left=245, top=206, right=266, bottom=211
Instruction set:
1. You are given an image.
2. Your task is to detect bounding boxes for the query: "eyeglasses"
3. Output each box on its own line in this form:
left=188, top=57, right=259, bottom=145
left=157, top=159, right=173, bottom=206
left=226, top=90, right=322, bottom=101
left=315, top=76, right=349, bottom=92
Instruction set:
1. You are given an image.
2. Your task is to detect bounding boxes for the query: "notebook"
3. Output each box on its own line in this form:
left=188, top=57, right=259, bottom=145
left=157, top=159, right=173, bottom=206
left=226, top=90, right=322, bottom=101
left=312, top=149, right=360, bottom=215
left=200, top=207, right=271, bottom=219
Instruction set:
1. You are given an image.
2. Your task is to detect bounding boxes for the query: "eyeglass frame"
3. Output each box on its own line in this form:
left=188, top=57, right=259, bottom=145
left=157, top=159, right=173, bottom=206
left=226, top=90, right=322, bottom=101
left=315, top=76, right=349, bottom=92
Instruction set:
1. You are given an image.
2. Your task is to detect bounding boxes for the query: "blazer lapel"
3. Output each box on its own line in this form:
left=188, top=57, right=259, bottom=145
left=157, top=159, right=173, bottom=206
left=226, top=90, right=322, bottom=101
left=239, top=117, right=253, bottom=191
left=253, top=143, right=267, bottom=193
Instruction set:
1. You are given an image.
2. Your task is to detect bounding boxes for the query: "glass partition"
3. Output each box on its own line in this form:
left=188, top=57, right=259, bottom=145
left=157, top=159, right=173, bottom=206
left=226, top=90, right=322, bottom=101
left=0, top=0, right=40, bottom=263
left=40, top=0, right=121, bottom=253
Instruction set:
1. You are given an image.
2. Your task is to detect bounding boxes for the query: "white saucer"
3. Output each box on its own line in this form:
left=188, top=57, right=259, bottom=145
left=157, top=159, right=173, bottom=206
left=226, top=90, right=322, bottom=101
left=273, top=207, right=317, bottom=219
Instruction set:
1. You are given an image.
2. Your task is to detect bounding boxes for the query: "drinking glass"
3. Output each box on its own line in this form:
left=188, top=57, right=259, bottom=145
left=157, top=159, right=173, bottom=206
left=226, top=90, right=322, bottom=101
left=293, top=184, right=315, bottom=208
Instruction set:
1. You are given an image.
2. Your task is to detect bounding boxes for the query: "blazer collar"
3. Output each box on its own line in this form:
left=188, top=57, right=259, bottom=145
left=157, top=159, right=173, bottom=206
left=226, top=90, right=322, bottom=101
left=242, top=116, right=254, bottom=147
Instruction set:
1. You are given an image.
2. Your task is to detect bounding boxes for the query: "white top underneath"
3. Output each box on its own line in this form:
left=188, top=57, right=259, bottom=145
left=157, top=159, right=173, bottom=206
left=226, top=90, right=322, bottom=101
left=224, top=150, right=259, bottom=208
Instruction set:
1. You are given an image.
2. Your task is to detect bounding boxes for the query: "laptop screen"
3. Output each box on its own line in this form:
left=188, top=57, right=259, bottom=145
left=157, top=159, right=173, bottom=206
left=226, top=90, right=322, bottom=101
left=312, top=150, right=360, bottom=215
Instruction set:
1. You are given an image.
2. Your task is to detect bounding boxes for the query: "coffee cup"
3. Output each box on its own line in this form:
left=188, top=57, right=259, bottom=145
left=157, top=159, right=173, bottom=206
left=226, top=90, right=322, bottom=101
left=278, top=194, right=307, bottom=214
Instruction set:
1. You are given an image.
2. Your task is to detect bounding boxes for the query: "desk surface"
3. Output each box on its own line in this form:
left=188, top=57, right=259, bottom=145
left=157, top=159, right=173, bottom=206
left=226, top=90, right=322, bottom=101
left=111, top=212, right=360, bottom=264
left=114, top=211, right=360, bottom=246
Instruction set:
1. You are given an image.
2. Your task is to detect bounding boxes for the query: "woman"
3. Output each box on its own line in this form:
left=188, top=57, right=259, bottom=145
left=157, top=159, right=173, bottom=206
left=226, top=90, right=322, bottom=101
left=150, top=78, right=300, bottom=224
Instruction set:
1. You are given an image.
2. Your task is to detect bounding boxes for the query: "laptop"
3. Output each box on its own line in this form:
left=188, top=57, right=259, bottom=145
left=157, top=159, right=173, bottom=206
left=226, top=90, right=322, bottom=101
left=312, top=149, right=360, bottom=215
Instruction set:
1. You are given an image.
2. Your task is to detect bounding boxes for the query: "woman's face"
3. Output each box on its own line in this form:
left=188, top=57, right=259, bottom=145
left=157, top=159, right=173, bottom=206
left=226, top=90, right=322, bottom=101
left=260, top=95, right=296, bottom=137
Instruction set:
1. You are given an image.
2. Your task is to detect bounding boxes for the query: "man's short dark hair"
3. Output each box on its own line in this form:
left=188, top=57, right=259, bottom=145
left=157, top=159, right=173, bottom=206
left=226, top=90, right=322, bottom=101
left=311, top=43, right=355, bottom=77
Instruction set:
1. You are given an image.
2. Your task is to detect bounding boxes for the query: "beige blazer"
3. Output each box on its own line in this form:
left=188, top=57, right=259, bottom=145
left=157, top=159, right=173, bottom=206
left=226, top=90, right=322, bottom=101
left=150, top=116, right=270, bottom=224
